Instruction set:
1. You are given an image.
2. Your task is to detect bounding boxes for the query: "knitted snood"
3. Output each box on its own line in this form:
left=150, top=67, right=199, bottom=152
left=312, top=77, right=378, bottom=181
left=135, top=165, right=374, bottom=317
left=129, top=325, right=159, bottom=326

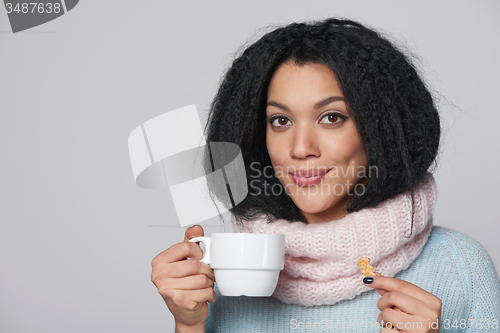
left=232, top=173, right=436, bottom=306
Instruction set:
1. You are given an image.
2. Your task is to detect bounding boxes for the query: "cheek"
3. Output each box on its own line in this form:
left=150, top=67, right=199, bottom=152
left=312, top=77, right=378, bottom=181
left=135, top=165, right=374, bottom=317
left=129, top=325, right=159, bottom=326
left=266, top=134, right=289, bottom=183
left=327, top=135, right=367, bottom=168
left=350, top=145, right=368, bottom=174
left=349, top=139, right=367, bottom=164
left=266, top=133, right=282, bottom=165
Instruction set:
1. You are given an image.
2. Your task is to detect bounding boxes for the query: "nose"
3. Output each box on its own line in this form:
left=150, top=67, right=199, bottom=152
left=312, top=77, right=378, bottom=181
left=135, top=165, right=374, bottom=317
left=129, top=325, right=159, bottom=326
left=289, top=124, right=320, bottom=159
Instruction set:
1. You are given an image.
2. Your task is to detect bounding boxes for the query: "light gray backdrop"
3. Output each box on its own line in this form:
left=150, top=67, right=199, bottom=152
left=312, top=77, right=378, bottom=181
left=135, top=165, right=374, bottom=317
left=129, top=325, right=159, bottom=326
left=1, top=1, right=499, bottom=332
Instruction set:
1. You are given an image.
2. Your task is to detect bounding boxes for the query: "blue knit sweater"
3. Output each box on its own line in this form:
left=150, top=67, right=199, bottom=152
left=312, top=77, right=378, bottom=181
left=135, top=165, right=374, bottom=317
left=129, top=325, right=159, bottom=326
left=205, top=226, right=500, bottom=332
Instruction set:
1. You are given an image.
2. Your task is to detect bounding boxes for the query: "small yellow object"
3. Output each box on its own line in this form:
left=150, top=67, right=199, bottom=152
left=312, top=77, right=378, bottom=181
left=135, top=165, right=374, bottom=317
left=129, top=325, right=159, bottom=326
left=357, top=257, right=376, bottom=277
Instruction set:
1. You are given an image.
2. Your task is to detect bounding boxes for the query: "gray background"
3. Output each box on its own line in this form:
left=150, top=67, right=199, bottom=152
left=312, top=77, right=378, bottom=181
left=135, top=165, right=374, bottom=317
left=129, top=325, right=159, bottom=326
left=0, top=1, right=499, bottom=332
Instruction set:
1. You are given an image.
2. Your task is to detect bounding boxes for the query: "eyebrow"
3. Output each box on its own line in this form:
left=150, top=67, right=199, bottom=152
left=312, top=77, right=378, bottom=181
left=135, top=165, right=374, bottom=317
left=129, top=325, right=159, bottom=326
left=266, top=96, right=345, bottom=112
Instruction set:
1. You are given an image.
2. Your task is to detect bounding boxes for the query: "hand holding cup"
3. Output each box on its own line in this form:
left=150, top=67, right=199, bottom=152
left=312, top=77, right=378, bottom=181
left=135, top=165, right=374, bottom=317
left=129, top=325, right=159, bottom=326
left=151, top=225, right=216, bottom=332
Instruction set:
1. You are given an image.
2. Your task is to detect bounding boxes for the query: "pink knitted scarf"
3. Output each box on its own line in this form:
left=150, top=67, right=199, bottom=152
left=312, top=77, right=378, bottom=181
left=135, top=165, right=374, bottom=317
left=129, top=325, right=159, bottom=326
left=232, top=174, right=436, bottom=306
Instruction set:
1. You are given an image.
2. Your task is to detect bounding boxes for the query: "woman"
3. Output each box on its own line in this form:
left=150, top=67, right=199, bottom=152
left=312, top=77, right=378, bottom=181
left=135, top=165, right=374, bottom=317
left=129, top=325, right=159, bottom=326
left=151, top=19, right=500, bottom=332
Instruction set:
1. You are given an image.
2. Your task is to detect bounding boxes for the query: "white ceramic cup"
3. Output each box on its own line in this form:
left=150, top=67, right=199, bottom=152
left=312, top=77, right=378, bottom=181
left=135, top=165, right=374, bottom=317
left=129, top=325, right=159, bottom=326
left=189, top=233, right=285, bottom=296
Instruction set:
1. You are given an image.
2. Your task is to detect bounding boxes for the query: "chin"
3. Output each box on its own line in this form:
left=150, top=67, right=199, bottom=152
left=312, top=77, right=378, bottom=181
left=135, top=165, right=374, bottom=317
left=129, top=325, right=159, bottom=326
left=292, top=196, right=333, bottom=214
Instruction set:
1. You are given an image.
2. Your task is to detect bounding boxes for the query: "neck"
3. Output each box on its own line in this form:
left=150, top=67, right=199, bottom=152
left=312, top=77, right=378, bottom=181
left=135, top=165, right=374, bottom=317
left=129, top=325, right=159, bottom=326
left=300, top=195, right=351, bottom=223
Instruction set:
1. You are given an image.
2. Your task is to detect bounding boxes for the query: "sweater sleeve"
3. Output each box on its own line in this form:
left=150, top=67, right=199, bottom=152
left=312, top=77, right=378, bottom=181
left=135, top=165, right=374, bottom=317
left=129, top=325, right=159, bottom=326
left=450, top=232, right=500, bottom=332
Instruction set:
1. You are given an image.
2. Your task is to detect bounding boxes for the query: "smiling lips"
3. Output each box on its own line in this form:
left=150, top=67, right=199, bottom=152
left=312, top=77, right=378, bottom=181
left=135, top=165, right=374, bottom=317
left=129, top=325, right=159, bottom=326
left=289, top=168, right=330, bottom=186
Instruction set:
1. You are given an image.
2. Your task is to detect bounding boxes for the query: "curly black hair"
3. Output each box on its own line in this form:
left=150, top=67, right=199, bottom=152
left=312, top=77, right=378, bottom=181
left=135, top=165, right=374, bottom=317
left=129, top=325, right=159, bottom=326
left=204, top=18, right=440, bottom=226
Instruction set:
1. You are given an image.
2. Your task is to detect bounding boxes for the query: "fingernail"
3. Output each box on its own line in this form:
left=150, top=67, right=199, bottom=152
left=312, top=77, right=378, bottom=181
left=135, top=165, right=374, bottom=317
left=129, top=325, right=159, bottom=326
left=363, top=277, right=374, bottom=284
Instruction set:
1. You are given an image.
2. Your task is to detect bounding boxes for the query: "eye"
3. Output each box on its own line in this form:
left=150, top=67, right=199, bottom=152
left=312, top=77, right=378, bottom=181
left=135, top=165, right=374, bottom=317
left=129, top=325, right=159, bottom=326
left=267, top=115, right=291, bottom=128
left=320, top=112, right=346, bottom=126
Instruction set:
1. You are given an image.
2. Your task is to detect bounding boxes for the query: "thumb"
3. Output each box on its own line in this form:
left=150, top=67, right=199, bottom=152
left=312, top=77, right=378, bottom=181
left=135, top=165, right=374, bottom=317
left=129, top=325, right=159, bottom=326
left=184, top=225, right=204, bottom=242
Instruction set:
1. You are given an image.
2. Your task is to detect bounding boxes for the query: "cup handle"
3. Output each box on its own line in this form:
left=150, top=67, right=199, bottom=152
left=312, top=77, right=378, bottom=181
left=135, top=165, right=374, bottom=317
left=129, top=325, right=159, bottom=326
left=189, top=236, right=211, bottom=265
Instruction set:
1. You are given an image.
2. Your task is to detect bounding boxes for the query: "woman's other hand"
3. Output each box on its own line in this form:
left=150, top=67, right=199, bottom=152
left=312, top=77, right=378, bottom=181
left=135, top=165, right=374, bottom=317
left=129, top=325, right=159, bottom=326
left=151, top=225, right=216, bottom=333
left=363, top=274, right=441, bottom=332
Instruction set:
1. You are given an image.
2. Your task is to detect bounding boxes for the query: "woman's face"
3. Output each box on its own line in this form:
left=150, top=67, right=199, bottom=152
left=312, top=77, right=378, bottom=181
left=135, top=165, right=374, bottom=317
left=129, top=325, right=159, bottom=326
left=266, top=61, right=368, bottom=223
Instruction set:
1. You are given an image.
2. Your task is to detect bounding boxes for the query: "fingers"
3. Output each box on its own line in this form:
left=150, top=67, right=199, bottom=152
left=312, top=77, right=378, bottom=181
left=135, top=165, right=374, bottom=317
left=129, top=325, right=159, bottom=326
left=377, top=308, right=412, bottom=331
left=152, top=241, right=204, bottom=266
left=184, top=225, right=204, bottom=242
left=165, top=288, right=217, bottom=311
left=168, top=259, right=215, bottom=280
left=185, top=287, right=216, bottom=304
left=207, top=288, right=217, bottom=303
left=166, top=274, right=214, bottom=290
left=152, top=259, right=214, bottom=292
left=363, top=274, right=436, bottom=306
left=377, top=290, right=428, bottom=315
